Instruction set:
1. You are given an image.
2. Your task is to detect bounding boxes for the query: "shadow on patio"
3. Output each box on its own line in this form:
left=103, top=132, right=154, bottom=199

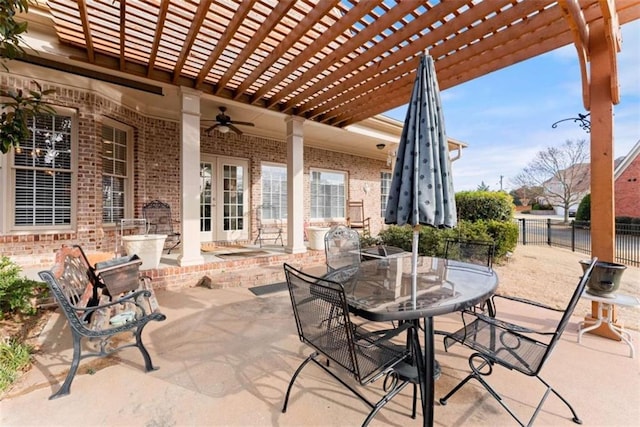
left=1, top=285, right=638, bottom=426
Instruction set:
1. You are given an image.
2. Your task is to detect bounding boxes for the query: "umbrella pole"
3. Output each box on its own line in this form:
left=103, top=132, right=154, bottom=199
left=411, top=226, right=420, bottom=307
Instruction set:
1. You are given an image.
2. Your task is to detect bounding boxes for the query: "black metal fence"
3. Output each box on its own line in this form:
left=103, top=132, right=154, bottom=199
left=517, top=218, right=640, bottom=267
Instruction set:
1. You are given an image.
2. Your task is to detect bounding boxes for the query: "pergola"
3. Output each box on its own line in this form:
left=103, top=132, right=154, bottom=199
left=25, top=0, right=640, bottom=263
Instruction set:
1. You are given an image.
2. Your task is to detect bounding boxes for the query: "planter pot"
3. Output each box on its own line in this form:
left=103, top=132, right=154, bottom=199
left=579, top=260, right=627, bottom=298
left=122, top=234, right=167, bottom=270
left=307, top=227, right=330, bottom=251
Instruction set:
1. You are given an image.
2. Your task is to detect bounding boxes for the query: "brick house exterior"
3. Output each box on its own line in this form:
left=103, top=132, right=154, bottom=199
left=614, top=139, right=640, bottom=218
left=0, top=71, right=395, bottom=269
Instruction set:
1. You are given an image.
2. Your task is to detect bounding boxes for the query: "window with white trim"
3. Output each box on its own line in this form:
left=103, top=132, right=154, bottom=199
left=101, top=120, right=133, bottom=224
left=310, top=169, right=346, bottom=219
left=380, top=171, right=392, bottom=217
left=13, top=112, right=73, bottom=227
left=261, top=164, right=287, bottom=219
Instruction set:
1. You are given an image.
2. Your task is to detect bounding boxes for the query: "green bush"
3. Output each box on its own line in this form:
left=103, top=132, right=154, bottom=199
left=456, top=191, right=514, bottom=222
left=576, top=194, right=591, bottom=221
left=0, top=339, right=32, bottom=393
left=377, top=219, right=518, bottom=262
left=0, top=256, right=45, bottom=318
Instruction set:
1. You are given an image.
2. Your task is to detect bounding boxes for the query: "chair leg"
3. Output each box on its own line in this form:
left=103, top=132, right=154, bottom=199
left=50, top=333, right=83, bottom=399
left=134, top=324, right=158, bottom=372
left=282, top=352, right=316, bottom=413
left=439, top=355, right=583, bottom=426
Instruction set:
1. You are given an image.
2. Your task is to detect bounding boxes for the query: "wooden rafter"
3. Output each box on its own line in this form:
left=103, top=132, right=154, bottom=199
left=119, top=0, right=126, bottom=71
left=76, top=0, right=94, bottom=63
left=250, top=0, right=382, bottom=105
left=277, top=0, right=423, bottom=113
left=231, top=0, right=340, bottom=99
left=194, top=0, right=257, bottom=88
left=299, top=0, right=514, bottom=119
left=171, top=1, right=212, bottom=84
left=146, top=0, right=169, bottom=78
left=559, top=0, right=591, bottom=109
left=43, top=0, right=639, bottom=128
left=213, top=0, right=297, bottom=95
left=600, top=0, right=622, bottom=104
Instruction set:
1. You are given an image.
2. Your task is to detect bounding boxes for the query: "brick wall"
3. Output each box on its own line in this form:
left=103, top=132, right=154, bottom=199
left=1, top=76, right=389, bottom=269
left=615, top=155, right=640, bottom=218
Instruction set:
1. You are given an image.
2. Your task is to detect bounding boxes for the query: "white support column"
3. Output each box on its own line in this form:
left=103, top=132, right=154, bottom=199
left=285, top=116, right=307, bottom=254
left=178, top=87, right=205, bottom=266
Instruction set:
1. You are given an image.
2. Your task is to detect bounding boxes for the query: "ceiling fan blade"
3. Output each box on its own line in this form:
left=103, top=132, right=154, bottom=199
left=205, top=123, right=218, bottom=134
left=230, top=121, right=255, bottom=127
left=228, top=124, right=243, bottom=135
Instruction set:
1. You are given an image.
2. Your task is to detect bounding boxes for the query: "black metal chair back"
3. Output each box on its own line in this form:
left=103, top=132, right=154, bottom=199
left=324, top=225, right=361, bottom=272
left=444, top=238, right=495, bottom=267
left=444, top=238, right=496, bottom=315
left=282, top=263, right=414, bottom=426
left=440, top=257, right=599, bottom=426
left=142, top=200, right=181, bottom=253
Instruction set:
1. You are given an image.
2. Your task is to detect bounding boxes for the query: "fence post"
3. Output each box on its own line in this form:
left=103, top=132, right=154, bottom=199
left=546, top=218, right=551, bottom=246
left=571, top=220, right=576, bottom=252
left=520, top=218, right=526, bottom=245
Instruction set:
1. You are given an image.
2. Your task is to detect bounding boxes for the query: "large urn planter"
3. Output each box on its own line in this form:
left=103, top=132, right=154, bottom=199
left=306, top=227, right=330, bottom=251
left=122, top=234, right=167, bottom=270
left=579, top=259, right=627, bottom=298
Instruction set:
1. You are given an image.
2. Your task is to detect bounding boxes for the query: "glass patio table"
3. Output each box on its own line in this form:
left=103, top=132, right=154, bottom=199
left=324, top=256, right=498, bottom=427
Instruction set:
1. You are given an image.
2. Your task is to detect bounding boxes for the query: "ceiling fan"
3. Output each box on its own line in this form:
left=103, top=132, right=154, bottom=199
left=204, top=106, right=255, bottom=136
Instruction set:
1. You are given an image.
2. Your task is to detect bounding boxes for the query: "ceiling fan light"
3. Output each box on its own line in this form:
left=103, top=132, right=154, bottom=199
left=218, top=125, right=230, bottom=133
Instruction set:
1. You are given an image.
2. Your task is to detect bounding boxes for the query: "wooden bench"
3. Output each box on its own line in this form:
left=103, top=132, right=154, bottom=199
left=38, top=245, right=166, bottom=399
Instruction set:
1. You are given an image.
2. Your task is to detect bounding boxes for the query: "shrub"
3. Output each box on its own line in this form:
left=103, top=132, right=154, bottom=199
left=0, top=339, right=32, bottom=393
left=377, top=220, right=518, bottom=262
left=0, top=256, right=46, bottom=318
left=456, top=191, right=514, bottom=222
left=576, top=194, right=591, bottom=221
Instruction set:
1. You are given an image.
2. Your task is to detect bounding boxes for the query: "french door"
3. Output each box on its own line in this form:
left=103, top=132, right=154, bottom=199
left=200, top=156, right=249, bottom=242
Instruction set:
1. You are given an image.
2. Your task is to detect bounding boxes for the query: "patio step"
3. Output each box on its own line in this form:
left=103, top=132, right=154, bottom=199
left=198, top=261, right=325, bottom=289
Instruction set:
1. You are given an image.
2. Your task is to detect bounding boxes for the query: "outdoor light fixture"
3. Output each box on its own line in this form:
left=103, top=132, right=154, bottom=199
left=217, top=125, right=231, bottom=133
left=376, top=143, right=386, bottom=150
left=551, top=113, right=591, bottom=133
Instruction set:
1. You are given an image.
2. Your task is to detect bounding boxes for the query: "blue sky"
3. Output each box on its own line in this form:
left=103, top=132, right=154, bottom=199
left=383, top=20, right=640, bottom=192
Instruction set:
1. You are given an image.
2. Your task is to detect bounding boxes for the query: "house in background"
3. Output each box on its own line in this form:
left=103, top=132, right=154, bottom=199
left=545, top=141, right=639, bottom=219
left=614, top=139, right=640, bottom=218
left=543, top=163, right=591, bottom=218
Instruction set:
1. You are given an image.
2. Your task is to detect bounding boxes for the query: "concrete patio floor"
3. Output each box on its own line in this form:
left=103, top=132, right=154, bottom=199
left=1, top=284, right=639, bottom=426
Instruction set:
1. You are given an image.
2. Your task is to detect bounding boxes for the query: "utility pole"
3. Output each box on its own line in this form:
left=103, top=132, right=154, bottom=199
left=498, top=175, right=504, bottom=191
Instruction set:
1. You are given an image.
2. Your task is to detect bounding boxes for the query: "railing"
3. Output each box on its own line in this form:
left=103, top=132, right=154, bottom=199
left=517, top=218, right=640, bottom=267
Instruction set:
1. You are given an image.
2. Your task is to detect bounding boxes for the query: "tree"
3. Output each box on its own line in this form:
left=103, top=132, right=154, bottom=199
left=476, top=181, right=490, bottom=191
left=512, top=139, right=589, bottom=223
left=510, top=185, right=544, bottom=207
left=0, top=0, right=56, bottom=154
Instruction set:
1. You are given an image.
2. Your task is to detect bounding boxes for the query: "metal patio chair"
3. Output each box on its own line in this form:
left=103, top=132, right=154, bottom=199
left=324, top=225, right=361, bottom=272
left=444, top=238, right=496, bottom=315
left=347, top=200, right=371, bottom=237
left=439, top=257, right=598, bottom=426
left=253, top=205, right=283, bottom=247
left=142, top=200, right=181, bottom=254
left=282, top=263, right=416, bottom=426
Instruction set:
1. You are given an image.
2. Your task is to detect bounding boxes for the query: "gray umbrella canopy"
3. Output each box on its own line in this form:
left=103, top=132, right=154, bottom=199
left=385, top=53, right=457, bottom=307
left=385, top=54, right=457, bottom=229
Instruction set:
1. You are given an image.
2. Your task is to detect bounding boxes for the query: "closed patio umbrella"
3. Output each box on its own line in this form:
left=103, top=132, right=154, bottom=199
left=384, top=53, right=457, bottom=427
left=385, top=53, right=457, bottom=306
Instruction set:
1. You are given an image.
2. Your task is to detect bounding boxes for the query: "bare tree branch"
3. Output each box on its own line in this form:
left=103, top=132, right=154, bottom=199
left=511, top=139, right=589, bottom=222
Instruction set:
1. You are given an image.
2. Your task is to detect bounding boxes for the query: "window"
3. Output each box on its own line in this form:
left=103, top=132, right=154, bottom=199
left=13, top=112, right=74, bottom=227
left=223, top=164, right=244, bottom=231
left=310, top=169, right=346, bottom=219
left=261, top=164, right=287, bottom=219
left=380, top=171, right=392, bottom=217
left=102, top=120, right=132, bottom=224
